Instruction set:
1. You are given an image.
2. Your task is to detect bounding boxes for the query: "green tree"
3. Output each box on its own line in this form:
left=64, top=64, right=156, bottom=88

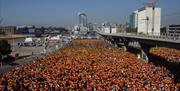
left=55, top=27, right=69, bottom=34
left=0, top=40, right=11, bottom=66
left=0, top=31, right=5, bottom=35
left=0, top=40, right=12, bottom=56
left=35, top=34, right=42, bottom=37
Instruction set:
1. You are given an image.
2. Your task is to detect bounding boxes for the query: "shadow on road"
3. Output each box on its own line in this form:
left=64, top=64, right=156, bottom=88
left=17, top=54, right=32, bottom=59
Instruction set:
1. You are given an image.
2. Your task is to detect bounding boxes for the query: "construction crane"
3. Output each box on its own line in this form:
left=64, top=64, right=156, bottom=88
left=144, top=0, right=160, bottom=8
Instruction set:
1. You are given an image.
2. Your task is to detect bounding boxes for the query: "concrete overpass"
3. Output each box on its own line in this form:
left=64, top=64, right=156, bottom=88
left=98, top=32, right=180, bottom=61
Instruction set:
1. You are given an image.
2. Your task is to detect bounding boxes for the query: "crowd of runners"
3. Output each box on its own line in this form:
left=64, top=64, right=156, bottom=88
left=0, top=39, right=179, bottom=90
left=150, top=47, right=180, bottom=63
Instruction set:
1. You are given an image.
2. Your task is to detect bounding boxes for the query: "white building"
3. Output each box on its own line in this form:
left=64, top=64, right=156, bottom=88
left=137, top=7, right=161, bottom=35
left=111, top=28, right=117, bottom=33
left=102, top=27, right=110, bottom=33
left=101, top=27, right=117, bottom=34
left=130, top=7, right=161, bottom=35
left=73, top=25, right=88, bottom=34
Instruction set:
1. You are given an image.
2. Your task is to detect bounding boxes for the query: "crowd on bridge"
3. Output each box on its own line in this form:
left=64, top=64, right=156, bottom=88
left=0, top=39, right=179, bottom=90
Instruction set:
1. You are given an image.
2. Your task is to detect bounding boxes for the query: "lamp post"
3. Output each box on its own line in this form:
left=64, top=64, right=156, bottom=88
left=152, top=7, right=155, bottom=35
left=141, top=16, right=149, bottom=35
left=146, top=16, right=149, bottom=35
left=142, top=16, right=149, bottom=35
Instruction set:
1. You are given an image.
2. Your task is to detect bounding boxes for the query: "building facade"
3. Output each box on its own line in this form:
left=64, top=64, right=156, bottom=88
left=129, top=11, right=138, bottom=29
left=116, top=25, right=126, bottom=33
left=0, top=26, right=17, bottom=34
left=129, top=7, right=161, bottom=35
left=101, top=24, right=125, bottom=34
left=161, top=25, right=180, bottom=34
left=138, top=7, right=161, bottom=35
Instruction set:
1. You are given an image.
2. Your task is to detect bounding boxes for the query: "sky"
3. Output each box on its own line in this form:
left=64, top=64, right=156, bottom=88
left=0, top=0, right=180, bottom=27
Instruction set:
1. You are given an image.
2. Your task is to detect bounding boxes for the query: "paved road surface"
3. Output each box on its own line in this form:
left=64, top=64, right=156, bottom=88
left=0, top=38, right=70, bottom=73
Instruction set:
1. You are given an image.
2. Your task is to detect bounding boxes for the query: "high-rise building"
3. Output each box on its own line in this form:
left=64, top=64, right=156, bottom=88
left=129, top=6, right=161, bottom=35
left=129, top=11, right=138, bottom=29
left=78, top=12, right=87, bottom=27
left=137, top=7, right=161, bottom=35
left=76, top=12, right=88, bottom=34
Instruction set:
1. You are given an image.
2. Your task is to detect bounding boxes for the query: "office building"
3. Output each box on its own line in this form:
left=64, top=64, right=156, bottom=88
left=129, top=11, right=138, bottom=29
left=161, top=25, right=180, bottom=34
left=138, top=7, right=161, bottom=35
left=0, top=26, right=17, bottom=34
left=130, top=6, right=161, bottom=35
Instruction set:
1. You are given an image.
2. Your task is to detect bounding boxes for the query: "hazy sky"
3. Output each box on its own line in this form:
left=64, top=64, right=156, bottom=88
left=0, top=0, right=180, bottom=27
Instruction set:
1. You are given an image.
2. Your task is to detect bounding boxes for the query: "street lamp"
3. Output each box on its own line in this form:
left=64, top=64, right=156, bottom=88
left=142, top=16, right=149, bottom=35
left=146, top=16, right=149, bottom=35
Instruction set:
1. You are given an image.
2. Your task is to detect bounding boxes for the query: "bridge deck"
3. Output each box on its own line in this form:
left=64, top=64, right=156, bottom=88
left=99, top=32, right=180, bottom=44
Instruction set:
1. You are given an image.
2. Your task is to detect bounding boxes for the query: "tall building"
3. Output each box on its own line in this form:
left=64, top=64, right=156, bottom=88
left=78, top=12, right=87, bottom=27
left=129, top=6, right=161, bottom=35
left=138, top=7, right=161, bottom=35
left=129, top=11, right=138, bottom=29
left=76, top=12, right=88, bottom=34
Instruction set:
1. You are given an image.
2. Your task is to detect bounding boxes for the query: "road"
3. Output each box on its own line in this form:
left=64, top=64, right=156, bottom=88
left=0, top=37, right=70, bottom=73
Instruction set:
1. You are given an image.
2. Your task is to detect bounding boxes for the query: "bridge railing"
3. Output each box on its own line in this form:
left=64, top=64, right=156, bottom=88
left=115, top=33, right=180, bottom=41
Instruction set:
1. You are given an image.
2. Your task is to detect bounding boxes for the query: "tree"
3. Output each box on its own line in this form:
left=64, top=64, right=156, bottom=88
left=0, top=40, right=11, bottom=56
left=0, top=31, right=5, bottom=35
left=0, top=40, right=11, bottom=66
left=35, top=34, right=42, bottom=37
left=55, top=27, right=69, bottom=34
